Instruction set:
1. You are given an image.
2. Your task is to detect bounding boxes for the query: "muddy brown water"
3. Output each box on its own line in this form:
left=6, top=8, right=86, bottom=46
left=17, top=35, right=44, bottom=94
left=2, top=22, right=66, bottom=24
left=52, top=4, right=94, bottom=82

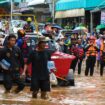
left=0, top=67, right=105, bottom=105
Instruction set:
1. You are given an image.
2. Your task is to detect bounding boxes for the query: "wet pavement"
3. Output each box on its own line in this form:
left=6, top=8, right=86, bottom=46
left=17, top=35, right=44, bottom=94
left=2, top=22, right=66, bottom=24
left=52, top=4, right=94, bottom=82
left=0, top=66, right=105, bottom=105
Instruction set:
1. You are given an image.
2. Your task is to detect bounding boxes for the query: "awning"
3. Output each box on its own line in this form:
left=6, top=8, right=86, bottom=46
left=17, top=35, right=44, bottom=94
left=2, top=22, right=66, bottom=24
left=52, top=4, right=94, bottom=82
left=28, top=0, right=45, bottom=6
left=56, top=0, right=86, bottom=11
left=14, top=0, right=21, bottom=2
left=85, top=0, right=105, bottom=10
left=0, top=0, right=9, bottom=4
left=55, top=8, right=85, bottom=19
left=56, top=0, right=105, bottom=11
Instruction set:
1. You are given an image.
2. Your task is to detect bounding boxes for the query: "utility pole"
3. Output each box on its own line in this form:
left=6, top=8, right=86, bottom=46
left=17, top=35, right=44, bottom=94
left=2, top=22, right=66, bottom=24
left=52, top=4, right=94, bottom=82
left=9, top=0, right=13, bottom=33
left=11, top=0, right=13, bottom=22
left=52, top=0, right=55, bottom=23
left=90, top=12, right=93, bottom=34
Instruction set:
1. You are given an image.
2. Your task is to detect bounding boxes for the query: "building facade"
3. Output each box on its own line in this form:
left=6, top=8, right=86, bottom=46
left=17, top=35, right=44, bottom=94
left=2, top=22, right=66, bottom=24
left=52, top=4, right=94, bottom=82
left=55, top=0, right=105, bottom=31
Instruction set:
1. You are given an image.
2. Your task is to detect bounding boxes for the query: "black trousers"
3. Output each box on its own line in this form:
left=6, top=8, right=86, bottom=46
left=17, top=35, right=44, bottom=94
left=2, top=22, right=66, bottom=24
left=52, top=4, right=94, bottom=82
left=78, top=59, right=83, bottom=75
left=100, top=61, right=105, bottom=76
left=31, top=79, right=50, bottom=92
left=85, top=56, right=96, bottom=76
left=3, top=71, right=25, bottom=91
left=70, top=58, right=78, bottom=73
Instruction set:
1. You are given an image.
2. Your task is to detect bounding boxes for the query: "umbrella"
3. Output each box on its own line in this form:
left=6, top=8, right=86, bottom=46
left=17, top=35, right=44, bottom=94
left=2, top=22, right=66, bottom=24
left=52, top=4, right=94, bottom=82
left=52, top=24, right=63, bottom=30
left=73, top=26, right=88, bottom=33
left=96, top=24, right=105, bottom=30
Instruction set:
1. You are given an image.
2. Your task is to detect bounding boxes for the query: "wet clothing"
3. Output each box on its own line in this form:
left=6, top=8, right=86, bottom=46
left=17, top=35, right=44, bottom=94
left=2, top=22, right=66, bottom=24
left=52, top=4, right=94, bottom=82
left=31, top=80, right=50, bottom=92
left=85, top=56, right=96, bottom=76
left=0, top=46, right=24, bottom=71
left=0, top=46, right=25, bottom=91
left=27, top=49, right=52, bottom=91
left=85, top=45, right=99, bottom=76
left=3, top=71, right=25, bottom=91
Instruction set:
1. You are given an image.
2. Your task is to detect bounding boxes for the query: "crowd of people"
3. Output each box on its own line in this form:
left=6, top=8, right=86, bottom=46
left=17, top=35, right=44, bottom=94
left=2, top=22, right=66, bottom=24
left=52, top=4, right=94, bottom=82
left=40, top=22, right=105, bottom=77
left=0, top=17, right=105, bottom=100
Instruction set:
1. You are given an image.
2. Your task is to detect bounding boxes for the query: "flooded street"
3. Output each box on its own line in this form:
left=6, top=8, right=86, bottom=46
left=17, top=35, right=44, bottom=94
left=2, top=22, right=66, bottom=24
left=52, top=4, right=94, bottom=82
left=0, top=68, right=105, bottom=105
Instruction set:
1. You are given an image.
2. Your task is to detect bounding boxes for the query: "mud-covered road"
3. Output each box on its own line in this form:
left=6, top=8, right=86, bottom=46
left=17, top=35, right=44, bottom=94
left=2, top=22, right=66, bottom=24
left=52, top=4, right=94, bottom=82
left=0, top=67, right=105, bottom=105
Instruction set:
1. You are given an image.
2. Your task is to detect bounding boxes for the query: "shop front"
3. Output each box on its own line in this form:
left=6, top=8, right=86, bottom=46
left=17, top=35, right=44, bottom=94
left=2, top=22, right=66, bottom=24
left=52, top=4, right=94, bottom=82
left=55, top=0, right=86, bottom=29
left=55, top=0, right=105, bottom=31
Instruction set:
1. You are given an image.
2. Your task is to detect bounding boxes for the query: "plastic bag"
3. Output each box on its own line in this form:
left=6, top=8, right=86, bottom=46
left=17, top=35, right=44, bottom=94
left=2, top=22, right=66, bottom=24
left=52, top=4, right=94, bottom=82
left=0, top=59, right=11, bottom=70
left=47, top=61, right=56, bottom=72
left=50, top=72, right=58, bottom=86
